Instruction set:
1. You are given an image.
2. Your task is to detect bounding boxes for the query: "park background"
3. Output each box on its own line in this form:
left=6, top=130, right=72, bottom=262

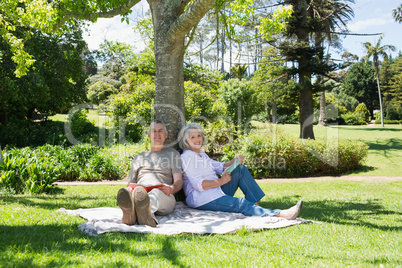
left=1, top=0, right=401, bottom=267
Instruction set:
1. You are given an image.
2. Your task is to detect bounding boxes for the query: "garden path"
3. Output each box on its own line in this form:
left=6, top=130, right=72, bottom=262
left=54, top=175, right=402, bottom=186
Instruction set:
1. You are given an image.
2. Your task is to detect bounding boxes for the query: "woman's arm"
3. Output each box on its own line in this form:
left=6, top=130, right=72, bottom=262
left=201, top=173, right=231, bottom=190
left=223, top=155, right=245, bottom=170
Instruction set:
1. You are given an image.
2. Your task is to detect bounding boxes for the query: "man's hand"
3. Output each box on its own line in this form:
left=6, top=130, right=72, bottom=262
left=158, top=185, right=174, bottom=196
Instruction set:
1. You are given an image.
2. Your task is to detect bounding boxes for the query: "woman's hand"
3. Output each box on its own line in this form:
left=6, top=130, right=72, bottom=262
left=220, top=173, right=231, bottom=185
left=236, top=155, right=245, bottom=164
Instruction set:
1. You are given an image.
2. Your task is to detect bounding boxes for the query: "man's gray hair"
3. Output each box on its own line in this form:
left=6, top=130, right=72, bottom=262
left=148, top=120, right=167, bottom=133
left=178, top=123, right=207, bottom=150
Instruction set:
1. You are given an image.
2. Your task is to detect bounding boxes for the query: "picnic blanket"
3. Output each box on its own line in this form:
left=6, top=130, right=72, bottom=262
left=58, top=202, right=311, bottom=236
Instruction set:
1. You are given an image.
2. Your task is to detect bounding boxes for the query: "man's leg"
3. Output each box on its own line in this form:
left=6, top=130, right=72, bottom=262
left=133, top=187, right=157, bottom=227
left=220, top=164, right=265, bottom=203
left=117, top=187, right=136, bottom=225
left=148, top=188, right=176, bottom=216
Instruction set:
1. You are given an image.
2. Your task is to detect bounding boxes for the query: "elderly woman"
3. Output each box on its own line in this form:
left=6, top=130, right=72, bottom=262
left=178, top=123, right=302, bottom=220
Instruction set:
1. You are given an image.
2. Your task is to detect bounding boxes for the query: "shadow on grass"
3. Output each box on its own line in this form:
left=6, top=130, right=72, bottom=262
left=261, top=196, right=402, bottom=232
left=0, top=223, right=189, bottom=268
left=337, top=126, right=402, bottom=132
left=1, top=194, right=116, bottom=210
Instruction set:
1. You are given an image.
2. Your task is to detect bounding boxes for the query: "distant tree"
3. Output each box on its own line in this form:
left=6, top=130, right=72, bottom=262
left=343, top=62, right=378, bottom=117
left=0, top=25, right=87, bottom=125
left=393, top=4, right=402, bottom=23
left=87, top=81, right=118, bottom=105
left=363, top=34, right=396, bottom=126
left=95, top=40, right=136, bottom=80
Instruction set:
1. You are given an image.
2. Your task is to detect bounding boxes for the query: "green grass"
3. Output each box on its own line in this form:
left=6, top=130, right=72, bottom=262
left=49, top=109, right=108, bottom=127
left=1, top=181, right=401, bottom=267
left=274, top=124, right=402, bottom=177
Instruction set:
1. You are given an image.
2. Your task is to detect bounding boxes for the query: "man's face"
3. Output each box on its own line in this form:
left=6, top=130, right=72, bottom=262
left=148, top=123, right=168, bottom=148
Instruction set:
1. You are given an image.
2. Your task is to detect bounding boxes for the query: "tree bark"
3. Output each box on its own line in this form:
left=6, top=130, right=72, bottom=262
left=318, top=91, right=327, bottom=126
left=295, top=0, right=315, bottom=139
left=148, top=0, right=216, bottom=145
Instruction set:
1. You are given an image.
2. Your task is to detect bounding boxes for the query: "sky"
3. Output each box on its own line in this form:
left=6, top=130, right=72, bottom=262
left=83, top=0, right=402, bottom=63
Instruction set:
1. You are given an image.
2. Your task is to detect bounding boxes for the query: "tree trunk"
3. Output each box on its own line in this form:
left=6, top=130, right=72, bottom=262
left=271, top=100, right=277, bottom=123
left=148, top=0, right=216, bottom=145
left=295, top=0, right=314, bottom=139
left=149, top=1, right=185, bottom=146
left=265, top=103, right=271, bottom=123
left=376, top=71, right=384, bottom=127
left=0, top=86, right=8, bottom=126
left=318, top=91, right=327, bottom=126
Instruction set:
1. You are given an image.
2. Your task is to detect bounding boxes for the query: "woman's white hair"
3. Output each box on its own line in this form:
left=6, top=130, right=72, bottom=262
left=178, top=123, right=207, bottom=150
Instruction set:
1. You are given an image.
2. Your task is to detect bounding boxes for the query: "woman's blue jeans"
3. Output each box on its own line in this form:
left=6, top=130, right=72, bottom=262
left=197, top=164, right=280, bottom=217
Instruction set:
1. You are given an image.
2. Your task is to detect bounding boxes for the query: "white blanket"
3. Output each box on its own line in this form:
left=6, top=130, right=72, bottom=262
left=58, top=202, right=311, bottom=236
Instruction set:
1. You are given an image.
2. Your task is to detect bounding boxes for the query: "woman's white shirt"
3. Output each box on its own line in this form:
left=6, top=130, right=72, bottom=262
left=181, top=150, right=225, bottom=208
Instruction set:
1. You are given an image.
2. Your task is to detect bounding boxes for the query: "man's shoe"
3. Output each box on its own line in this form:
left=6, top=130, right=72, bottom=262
left=133, top=187, right=157, bottom=227
left=117, top=187, right=136, bottom=225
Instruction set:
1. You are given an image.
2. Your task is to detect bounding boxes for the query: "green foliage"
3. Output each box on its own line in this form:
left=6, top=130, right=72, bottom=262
left=218, top=79, right=260, bottom=129
left=95, top=40, right=136, bottom=80
left=343, top=62, right=378, bottom=114
left=203, top=120, right=236, bottom=156
left=87, top=81, right=118, bottom=105
left=354, top=103, right=371, bottom=122
left=87, top=74, right=122, bottom=89
left=0, top=24, right=88, bottom=124
left=70, top=109, right=97, bottom=143
left=0, top=120, right=67, bottom=148
left=184, top=81, right=222, bottom=121
left=341, top=112, right=368, bottom=126
left=0, top=144, right=125, bottom=193
left=0, top=148, right=59, bottom=194
left=104, top=79, right=155, bottom=143
left=221, top=126, right=369, bottom=178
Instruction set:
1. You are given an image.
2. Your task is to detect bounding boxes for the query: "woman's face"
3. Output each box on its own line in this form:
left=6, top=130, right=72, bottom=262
left=187, top=129, right=203, bottom=152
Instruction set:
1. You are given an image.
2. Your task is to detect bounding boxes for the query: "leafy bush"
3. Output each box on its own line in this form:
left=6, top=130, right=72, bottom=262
left=0, top=144, right=126, bottom=194
left=374, top=119, right=402, bottom=124
left=354, top=103, right=370, bottom=122
left=87, top=81, right=118, bottom=105
left=203, top=120, right=236, bottom=157
left=218, top=79, right=260, bottom=128
left=341, top=112, right=367, bottom=125
left=0, top=149, right=59, bottom=194
left=385, top=103, right=400, bottom=120
left=220, top=126, right=369, bottom=178
left=0, top=120, right=67, bottom=148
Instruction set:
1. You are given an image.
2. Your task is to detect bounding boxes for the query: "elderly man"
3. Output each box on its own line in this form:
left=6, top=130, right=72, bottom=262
left=117, top=120, right=183, bottom=227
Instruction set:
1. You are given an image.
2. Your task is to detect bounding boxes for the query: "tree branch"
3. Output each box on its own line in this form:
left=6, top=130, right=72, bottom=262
left=54, top=0, right=141, bottom=31
left=168, top=0, right=216, bottom=43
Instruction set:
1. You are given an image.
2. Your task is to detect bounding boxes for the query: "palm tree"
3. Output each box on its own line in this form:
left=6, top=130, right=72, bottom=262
left=363, top=35, right=396, bottom=127
left=308, top=0, right=354, bottom=126
left=393, top=4, right=402, bottom=23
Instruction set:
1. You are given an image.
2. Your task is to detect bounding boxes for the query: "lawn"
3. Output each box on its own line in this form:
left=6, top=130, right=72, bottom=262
left=1, top=180, right=401, bottom=267
left=275, top=124, right=402, bottom=177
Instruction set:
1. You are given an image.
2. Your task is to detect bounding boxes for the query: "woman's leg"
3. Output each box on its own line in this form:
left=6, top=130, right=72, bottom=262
left=197, top=195, right=280, bottom=217
left=220, top=164, right=265, bottom=203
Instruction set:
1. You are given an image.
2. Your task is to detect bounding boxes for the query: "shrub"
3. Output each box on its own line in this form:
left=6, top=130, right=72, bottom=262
left=385, top=103, right=399, bottom=120
left=203, top=120, right=236, bottom=157
left=220, top=126, right=369, bottom=178
left=354, top=103, right=370, bottom=122
left=0, top=144, right=126, bottom=194
left=0, top=149, right=59, bottom=194
left=0, top=120, right=66, bottom=148
left=87, top=81, right=118, bottom=105
left=341, top=112, right=367, bottom=125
